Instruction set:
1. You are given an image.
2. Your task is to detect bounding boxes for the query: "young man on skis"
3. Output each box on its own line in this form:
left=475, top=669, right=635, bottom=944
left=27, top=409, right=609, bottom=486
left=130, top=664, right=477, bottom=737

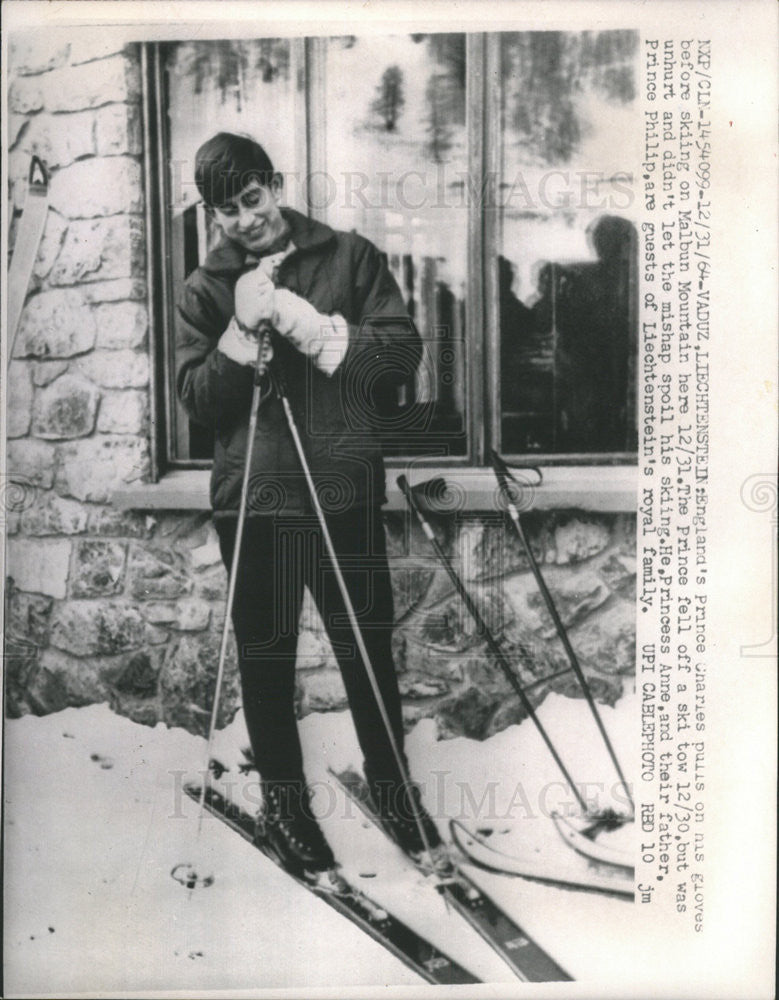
left=176, top=132, right=442, bottom=877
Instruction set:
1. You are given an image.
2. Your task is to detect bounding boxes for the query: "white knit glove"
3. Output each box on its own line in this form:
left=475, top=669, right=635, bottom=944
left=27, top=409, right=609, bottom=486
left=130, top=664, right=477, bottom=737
left=234, top=267, right=275, bottom=331
left=272, top=288, right=349, bottom=376
left=218, top=316, right=273, bottom=367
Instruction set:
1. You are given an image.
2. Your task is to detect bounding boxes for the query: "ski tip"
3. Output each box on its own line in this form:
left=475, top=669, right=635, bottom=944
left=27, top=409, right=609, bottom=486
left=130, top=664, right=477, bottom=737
left=29, top=156, right=48, bottom=189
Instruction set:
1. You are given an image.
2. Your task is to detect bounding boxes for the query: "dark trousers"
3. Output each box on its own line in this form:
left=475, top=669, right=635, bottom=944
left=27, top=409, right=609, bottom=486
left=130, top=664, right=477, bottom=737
left=215, top=507, right=407, bottom=789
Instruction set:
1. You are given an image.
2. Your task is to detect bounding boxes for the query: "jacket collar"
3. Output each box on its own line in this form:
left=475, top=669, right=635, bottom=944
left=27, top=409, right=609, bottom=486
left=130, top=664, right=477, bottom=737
left=201, top=208, right=335, bottom=274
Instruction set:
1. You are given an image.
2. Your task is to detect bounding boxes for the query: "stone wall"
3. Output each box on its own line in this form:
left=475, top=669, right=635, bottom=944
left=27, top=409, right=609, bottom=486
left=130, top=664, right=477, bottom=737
left=4, top=34, right=636, bottom=743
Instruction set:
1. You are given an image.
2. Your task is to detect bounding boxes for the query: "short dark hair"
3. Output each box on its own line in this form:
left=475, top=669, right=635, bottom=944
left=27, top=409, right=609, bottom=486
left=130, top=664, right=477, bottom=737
left=194, top=132, right=275, bottom=208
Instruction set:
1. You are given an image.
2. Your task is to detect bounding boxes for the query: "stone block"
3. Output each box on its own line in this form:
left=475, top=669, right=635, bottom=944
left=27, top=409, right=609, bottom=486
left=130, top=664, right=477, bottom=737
left=33, top=362, right=70, bottom=387
left=555, top=671, right=623, bottom=706
left=55, top=435, right=149, bottom=503
left=75, top=349, right=149, bottom=389
left=49, top=215, right=145, bottom=286
left=140, top=599, right=210, bottom=631
left=389, top=564, right=434, bottom=620
left=69, top=37, right=130, bottom=65
left=9, top=77, right=43, bottom=114
left=6, top=362, right=33, bottom=438
left=42, top=54, right=141, bottom=112
left=21, top=112, right=96, bottom=169
left=5, top=637, right=69, bottom=719
left=5, top=590, right=54, bottom=648
left=49, top=157, right=143, bottom=218
left=297, top=670, right=348, bottom=714
left=71, top=539, right=127, bottom=597
left=566, top=598, right=635, bottom=676
left=86, top=505, right=154, bottom=538
left=95, top=103, right=142, bottom=156
left=597, top=552, right=636, bottom=594
left=486, top=698, right=530, bottom=738
left=38, top=647, right=123, bottom=706
left=97, top=389, right=148, bottom=434
left=78, top=278, right=147, bottom=302
left=435, top=686, right=500, bottom=741
left=472, top=517, right=535, bottom=578
left=19, top=492, right=88, bottom=536
left=400, top=633, right=465, bottom=682
left=14, top=289, right=97, bottom=359
left=32, top=373, right=100, bottom=439
left=50, top=600, right=148, bottom=656
left=9, top=36, right=70, bottom=75
left=160, top=633, right=241, bottom=736
left=549, top=513, right=612, bottom=565
left=6, top=538, right=71, bottom=598
left=112, top=649, right=161, bottom=696
left=190, top=537, right=223, bottom=571
left=129, top=546, right=191, bottom=601
left=503, top=563, right=610, bottom=637
left=6, top=439, right=57, bottom=489
left=94, top=302, right=148, bottom=349
left=195, top=564, right=227, bottom=601
left=398, top=675, right=450, bottom=699
left=8, top=113, right=28, bottom=147
left=295, top=629, right=337, bottom=670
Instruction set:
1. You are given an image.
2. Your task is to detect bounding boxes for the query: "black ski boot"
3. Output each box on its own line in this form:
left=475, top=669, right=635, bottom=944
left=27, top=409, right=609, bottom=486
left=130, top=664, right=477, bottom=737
left=256, top=781, right=336, bottom=877
left=365, top=770, right=450, bottom=870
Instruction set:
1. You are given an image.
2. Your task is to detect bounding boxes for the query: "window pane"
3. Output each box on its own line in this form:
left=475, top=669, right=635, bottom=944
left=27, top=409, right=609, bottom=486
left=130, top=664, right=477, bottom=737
left=164, top=40, right=300, bottom=461
left=497, top=31, right=639, bottom=457
left=323, top=34, right=469, bottom=457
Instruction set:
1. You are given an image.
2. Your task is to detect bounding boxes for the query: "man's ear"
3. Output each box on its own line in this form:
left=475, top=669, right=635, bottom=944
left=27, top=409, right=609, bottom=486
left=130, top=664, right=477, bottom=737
left=270, top=172, right=284, bottom=202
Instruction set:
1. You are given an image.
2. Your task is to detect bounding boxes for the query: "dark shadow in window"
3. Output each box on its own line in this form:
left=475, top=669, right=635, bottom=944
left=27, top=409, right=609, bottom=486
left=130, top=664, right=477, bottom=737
left=501, top=214, right=637, bottom=455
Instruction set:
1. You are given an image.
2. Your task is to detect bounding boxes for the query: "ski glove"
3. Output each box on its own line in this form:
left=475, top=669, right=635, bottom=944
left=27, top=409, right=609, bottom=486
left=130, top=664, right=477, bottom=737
left=234, top=266, right=275, bottom=331
left=272, top=288, right=349, bottom=377
left=218, top=316, right=274, bottom=368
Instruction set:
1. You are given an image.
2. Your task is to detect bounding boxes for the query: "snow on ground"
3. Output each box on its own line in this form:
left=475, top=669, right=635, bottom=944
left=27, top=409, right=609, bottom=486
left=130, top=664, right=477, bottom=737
left=4, top=689, right=639, bottom=995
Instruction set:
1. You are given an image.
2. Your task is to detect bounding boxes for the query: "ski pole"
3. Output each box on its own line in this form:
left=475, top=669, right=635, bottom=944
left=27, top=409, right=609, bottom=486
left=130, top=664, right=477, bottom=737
left=277, top=377, right=441, bottom=872
left=397, top=474, right=589, bottom=815
left=490, top=449, right=634, bottom=815
left=194, top=326, right=274, bottom=838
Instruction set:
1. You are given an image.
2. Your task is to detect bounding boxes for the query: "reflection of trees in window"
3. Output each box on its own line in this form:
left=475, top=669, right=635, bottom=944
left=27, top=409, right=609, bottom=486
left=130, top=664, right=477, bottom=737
left=370, top=66, right=406, bottom=132
left=170, top=40, right=290, bottom=106
left=503, top=31, right=637, bottom=164
left=422, top=34, right=466, bottom=162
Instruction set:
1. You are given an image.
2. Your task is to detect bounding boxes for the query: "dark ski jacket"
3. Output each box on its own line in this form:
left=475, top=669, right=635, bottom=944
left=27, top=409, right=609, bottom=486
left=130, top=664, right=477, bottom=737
left=176, top=208, right=420, bottom=516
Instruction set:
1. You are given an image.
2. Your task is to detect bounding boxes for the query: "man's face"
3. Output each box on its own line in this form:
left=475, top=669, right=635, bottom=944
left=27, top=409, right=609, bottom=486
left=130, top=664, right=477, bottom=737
left=209, top=176, right=286, bottom=254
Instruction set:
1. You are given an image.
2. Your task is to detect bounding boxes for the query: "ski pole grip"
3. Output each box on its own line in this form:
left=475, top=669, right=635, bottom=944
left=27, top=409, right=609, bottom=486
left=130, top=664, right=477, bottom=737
left=396, top=474, right=415, bottom=508
left=252, top=322, right=273, bottom=386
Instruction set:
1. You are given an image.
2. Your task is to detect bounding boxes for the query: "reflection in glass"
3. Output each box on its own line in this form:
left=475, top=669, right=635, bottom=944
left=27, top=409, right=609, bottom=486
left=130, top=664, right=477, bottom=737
left=324, top=34, right=469, bottom=457
left=497, top=31, right=639, bottom=457
left=164, top=40, right=299, bottom=460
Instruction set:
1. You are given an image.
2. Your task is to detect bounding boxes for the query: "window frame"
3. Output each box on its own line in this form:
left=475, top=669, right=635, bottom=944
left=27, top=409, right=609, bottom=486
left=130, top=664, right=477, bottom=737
left=139, top=33, right=639, bottom=498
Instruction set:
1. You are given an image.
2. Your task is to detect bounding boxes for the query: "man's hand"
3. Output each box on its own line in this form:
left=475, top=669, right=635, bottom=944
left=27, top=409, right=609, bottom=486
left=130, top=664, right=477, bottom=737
left=218, top=316, right=273, bottom=367
left=234, top=267, right=274, bottom=331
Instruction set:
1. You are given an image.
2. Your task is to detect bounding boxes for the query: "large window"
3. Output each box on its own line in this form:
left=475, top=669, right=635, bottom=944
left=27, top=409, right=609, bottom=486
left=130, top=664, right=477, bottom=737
left=147, top=30, right=639, bottom=471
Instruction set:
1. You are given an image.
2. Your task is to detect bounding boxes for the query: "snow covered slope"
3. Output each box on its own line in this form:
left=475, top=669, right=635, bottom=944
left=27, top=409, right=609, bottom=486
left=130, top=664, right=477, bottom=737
left=4, top=691, right=638, bottom=993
